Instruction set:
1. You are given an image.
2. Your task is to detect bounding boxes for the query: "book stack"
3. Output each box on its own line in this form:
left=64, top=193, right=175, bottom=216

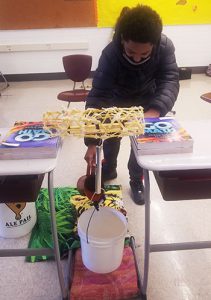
left=0, top=121, right=61, bottom=160
left=131, top=117, right=193, bottom=155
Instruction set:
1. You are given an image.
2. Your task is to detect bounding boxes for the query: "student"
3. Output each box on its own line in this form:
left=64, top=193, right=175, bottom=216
left=84, top=5, right=179, bottom=205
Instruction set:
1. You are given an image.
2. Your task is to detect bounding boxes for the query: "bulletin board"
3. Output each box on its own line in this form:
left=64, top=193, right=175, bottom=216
left=0, top=0, right=97, bottom=30
left=97, top=0, right=211, bottom=27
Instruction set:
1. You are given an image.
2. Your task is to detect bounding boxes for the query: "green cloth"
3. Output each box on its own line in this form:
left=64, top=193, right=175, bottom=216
left=27, top=185, right=122, bottom=262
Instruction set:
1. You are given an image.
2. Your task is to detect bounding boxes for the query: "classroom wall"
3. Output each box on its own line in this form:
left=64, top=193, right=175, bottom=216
left=0, top=24, right=211, bottom=75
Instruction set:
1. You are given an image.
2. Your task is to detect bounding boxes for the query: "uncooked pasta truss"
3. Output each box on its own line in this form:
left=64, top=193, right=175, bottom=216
left=43, top=106, right=145, bottom=139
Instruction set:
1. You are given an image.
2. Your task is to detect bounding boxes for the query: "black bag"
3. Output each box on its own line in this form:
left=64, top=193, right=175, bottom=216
left=179, top=67, right=192, bottom=80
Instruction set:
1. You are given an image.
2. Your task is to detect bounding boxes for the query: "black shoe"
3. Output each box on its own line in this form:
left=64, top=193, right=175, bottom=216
left=102, top=169, right=117, bottom=181
left=129, top=180, right=145, bottom=205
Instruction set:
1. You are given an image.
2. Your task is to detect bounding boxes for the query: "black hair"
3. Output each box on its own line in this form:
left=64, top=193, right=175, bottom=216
left=116, top=5, right=163, bottom=44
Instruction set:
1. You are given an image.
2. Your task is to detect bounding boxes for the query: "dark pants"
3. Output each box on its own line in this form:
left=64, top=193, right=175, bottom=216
left=103, top=137, right=143, bottom=182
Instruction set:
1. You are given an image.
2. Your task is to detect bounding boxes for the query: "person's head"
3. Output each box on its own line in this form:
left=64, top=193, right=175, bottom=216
left=115, top=5, right=163, bottom=64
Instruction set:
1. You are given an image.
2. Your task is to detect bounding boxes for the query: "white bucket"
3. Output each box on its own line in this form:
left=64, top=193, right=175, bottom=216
left=78, top=206, right=127, bottom=273
left=0, top=202, right=37, bottom=238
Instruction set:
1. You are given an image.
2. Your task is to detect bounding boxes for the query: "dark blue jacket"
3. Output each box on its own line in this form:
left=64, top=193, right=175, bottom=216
left=86, top=33, right=179, bottom=112
left=85, top=34, right=179, bottom=145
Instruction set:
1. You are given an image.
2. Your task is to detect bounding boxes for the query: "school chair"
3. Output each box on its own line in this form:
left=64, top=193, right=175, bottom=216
left=200, top=92, right=211, bottom=103
left=0, top=71, right=9, bottom=96
left=57, top=54, right=92, bottom=108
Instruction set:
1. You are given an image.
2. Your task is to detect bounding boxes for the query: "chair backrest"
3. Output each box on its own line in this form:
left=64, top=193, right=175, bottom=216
left=62, top=54, right=92, bottom=83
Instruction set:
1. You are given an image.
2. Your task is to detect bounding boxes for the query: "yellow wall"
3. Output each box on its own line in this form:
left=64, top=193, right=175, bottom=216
left=97, top=0, right=211, bottom=27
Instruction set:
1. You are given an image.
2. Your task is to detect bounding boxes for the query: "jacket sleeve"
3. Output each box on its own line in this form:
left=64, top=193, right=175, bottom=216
left=85, top=46, right=117, bottom=146
left=85, top=47, right=117, bottom=110
left=147, top=36, right=180, bottom=116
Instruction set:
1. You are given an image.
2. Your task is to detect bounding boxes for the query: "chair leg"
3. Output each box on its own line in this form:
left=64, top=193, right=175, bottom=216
left=67, top=102, right=71, bottom=109
left=0, top=71, right=9, bottom=92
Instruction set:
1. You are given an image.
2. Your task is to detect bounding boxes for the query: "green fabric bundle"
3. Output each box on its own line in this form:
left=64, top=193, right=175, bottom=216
left=27, top=185, right=123, bottom=262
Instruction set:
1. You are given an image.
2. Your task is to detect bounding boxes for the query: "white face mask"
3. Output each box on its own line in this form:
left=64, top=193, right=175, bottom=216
left=122, top=52, right=151, bottom=65
left=123, top=52, right=151, bottom=66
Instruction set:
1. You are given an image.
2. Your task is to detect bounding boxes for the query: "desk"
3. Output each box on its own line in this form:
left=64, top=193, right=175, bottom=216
left=0, top=129, right=68, bottom=300
left=132, top=120, right=211, bottom=300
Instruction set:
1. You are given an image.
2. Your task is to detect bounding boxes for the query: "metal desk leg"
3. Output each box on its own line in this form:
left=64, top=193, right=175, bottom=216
left=142, top=168, right=151, bottom=298
left=48, top=171, right=68, bottom=300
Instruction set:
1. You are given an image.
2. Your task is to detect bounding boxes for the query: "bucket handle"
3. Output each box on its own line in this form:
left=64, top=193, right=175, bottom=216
left=86, top=207, right=97, bottom=244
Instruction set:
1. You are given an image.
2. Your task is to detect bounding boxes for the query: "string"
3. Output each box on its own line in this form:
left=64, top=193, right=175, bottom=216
left=86, top=205, right=97, bottom=244
left=85, top=191, right=105, bottom=244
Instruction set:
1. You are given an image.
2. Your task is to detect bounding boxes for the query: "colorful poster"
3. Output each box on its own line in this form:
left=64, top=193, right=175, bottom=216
left=97, top=0, right=211, bottom=27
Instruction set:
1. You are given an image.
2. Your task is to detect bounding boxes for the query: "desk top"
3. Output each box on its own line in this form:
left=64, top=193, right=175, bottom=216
left=0, top=128, right=58, bottom=175
left=133, top=120, right=211, bottom=171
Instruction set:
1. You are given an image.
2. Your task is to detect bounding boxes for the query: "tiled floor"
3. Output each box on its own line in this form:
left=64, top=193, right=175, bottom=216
left=0, top=74, right=211, bottom=300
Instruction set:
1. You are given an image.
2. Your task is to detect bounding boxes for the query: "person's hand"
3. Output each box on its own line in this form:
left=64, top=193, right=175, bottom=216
left=144, top=108, right=160, bottom=118
left=84, top=145, right=97, bottom=168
